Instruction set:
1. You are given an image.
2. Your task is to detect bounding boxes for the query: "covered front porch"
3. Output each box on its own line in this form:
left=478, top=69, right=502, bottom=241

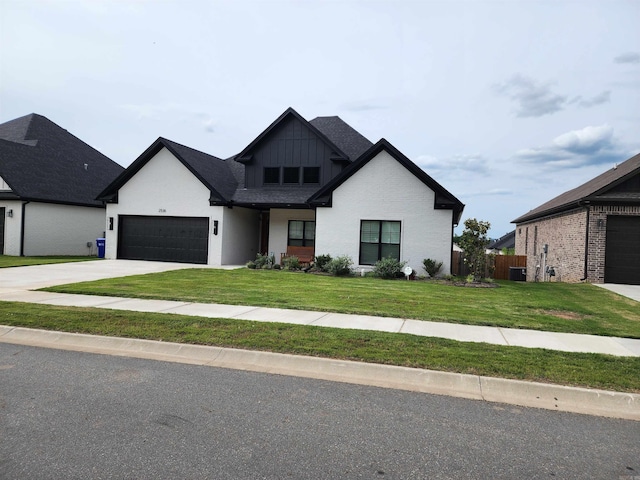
left=259, top=208, right=316, bottom=265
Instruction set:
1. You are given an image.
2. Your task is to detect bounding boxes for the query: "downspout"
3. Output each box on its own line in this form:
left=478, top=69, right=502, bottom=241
left=20, top=201, right=30, bottom=257
left=581, top=202, right=590, bottom=281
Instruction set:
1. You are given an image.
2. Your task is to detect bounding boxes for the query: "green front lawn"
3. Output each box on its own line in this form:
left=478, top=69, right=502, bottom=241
left=0, top=255, right=98, bottom=268
left=43, top=268, right=640, bottom=338
left=1, top=301, right=638, bottom=392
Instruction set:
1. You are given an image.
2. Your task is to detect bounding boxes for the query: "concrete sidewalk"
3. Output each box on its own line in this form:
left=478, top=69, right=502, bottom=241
left=1, top=260, right=639, bottom=420
left=1, top=288, right=639, bottom=357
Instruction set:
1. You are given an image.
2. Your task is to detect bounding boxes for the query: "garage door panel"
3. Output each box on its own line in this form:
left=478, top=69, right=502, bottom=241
left=604, top=216, right=640, bottom=285
left=118, top=216, right=209, bottom=264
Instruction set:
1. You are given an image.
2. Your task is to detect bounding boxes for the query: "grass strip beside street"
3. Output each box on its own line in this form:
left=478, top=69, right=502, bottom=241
left=1, top=301, right=638, bottom=392
left=43, top=269, right=640, bottom=338
left=0, top=256, right=98, bottom=268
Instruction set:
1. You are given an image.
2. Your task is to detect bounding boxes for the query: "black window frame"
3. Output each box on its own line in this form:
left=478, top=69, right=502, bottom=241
left=283, top=167, right=300, bottom=184
left=288, top=220, right=316, bottom=247
left=359, top=220, right=401, bottom=265
left=303, top=166, right=320, bottom=184
left=263, top=167, right=280, bottom=184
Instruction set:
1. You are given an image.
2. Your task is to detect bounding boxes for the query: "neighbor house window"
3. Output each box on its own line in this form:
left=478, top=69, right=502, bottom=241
left=283, top=167, right=300, bottom=184
left=303, top=167, right=320, bottom=184
left=360, top=220, right=401, bottom=265
left=264, top=167, right=279, bottom=184
left=288, top=220, right=315, bottom=247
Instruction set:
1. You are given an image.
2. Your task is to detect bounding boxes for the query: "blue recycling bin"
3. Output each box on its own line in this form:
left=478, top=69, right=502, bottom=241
left=96, top=238, right=106, bottom=258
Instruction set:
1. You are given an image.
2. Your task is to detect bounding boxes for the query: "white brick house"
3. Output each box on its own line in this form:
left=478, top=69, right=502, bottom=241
left=98, top=108, right=464, bottom=274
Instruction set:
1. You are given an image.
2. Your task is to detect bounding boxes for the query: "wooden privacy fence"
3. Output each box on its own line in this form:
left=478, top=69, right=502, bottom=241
left=452, top=252, right=527, bottom=280
left=493, top=255, right=527, bottom=280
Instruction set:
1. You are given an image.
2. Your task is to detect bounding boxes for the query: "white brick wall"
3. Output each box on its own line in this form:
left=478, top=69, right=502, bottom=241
left=105, top=147, right=225, bottom=264
left=315, top=150, right=453, bottom=275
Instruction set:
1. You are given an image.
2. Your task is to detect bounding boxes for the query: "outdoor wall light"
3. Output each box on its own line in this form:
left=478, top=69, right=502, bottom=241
left=597, top=219, right=604, bottom=228
left=6, top=209, right=12, bottom=218
left=213, top=220, right=219, bottom=235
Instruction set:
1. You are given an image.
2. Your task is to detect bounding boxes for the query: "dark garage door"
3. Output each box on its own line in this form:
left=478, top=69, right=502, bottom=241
left=604, top=215, right=640, bottom=285
left=118, top=216, right=209, bottom=264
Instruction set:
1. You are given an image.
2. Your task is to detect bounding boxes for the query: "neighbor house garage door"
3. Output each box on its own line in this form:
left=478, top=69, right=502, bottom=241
left=604, top=215, right=640, bottom=285
left=118, top=216, right=209, bottom=264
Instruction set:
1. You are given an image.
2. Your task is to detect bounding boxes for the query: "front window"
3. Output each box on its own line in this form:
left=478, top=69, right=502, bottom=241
left=360, top=220, right=400, bottom=265
left=288, top=220, right=315, bottom=247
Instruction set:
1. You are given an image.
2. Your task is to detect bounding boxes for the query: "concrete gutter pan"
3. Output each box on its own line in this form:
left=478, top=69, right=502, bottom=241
left=1, top=325, right=637, bottom=422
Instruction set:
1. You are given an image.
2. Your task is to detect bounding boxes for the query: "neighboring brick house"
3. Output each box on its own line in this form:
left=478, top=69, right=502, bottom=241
left=0, top=114, right=124, bottom=256
left=98, top=107, right=464, bottom=274
left=512, top=152, right=640, bottom=284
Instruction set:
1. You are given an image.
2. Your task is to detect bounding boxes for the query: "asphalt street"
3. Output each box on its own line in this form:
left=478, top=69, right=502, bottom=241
left=1, top=344, right=638, bottom=479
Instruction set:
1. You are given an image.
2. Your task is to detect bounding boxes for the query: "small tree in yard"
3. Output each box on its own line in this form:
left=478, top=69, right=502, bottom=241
left=458, top=218, right=491, bottom=282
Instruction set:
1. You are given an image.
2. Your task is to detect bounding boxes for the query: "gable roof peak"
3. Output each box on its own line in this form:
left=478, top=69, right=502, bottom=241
left=235, top=107, right=350, bottom=162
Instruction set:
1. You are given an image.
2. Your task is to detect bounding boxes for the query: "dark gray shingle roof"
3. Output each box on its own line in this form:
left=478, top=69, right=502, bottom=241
left=512, top=152, right=640, bottom=223
left=97, top=137, right=241, bottom=205
left=488, top=230, right=515, bottom=250
left=0, top=114, right=124, bottom=206
left=309, top=116, right=373, bottom=160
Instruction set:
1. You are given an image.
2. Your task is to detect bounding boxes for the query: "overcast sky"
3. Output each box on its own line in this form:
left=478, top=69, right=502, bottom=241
left=2, top=0, right=639, bottom=237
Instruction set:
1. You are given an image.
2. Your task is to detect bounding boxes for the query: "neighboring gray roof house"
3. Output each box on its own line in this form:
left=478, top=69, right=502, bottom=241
left=512, top=152, right=640, bottom=284
left=487, top=230, right=516, bottom=252
left=0, top=113, right=124, bottom=256
left=0, top=114, right=124, bottom=206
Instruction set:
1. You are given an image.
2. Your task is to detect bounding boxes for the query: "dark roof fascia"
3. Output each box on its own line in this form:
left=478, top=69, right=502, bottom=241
left=228, top=201, right=312, bottom=210
left=512, top=152, right=640, bottom=224
left=0, top=195, right=106, bottom=209
left=512, top=193, right=640, bottom=224
left=512, top=203, right=586, bottom=225
left=234, top=107, right=349, bottom=163
left=96, top=138, right=230, bottom=205
left=0, top=191, right=21, bottom=200
left=308, top=138, right=465, bottom=223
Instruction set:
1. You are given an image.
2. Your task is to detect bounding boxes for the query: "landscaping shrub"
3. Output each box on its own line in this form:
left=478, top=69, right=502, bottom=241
left=423, top=258, right=443, bottom=277
left=314, top=254, right=332, bottom=272
left=326, top=255, right=354, bottom=276
left=373, top=256, right=406, bottom=279
left=252, top=252, right=276, bottom=269
left=246, top=261, right=257, bottom=269
left=283, top=256, right=301, bottom=271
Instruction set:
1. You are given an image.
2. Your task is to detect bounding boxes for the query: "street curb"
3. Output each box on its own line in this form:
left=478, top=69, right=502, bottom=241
left=1, top=325, right=638, bottom=421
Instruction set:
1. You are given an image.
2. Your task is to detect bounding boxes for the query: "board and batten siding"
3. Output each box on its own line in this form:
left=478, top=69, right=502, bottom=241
left=244, top=117, right=343, bottom=188
left=105, top=147, right=225, bottom=264
left=315, top=150, right=454, bottom=275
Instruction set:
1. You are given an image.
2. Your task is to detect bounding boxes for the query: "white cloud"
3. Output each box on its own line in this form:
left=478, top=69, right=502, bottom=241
left=120, top=103, right=216, bottom=134
left=495, top=75, right=612, bottom=117
left=614, top=52, right=640, bottom=64
left=417, top=153, right=491, bottom=178
left=515, top=124, right=626, bottom=168
left=569, top=90, right=611, bottom=108
left=494, top=75, right=567, bottom=117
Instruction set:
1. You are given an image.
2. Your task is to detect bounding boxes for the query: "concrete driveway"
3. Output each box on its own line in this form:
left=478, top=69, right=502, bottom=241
left=595, top=284, right=640, bottom=302
left=0, top=259, right=239, bottom=292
